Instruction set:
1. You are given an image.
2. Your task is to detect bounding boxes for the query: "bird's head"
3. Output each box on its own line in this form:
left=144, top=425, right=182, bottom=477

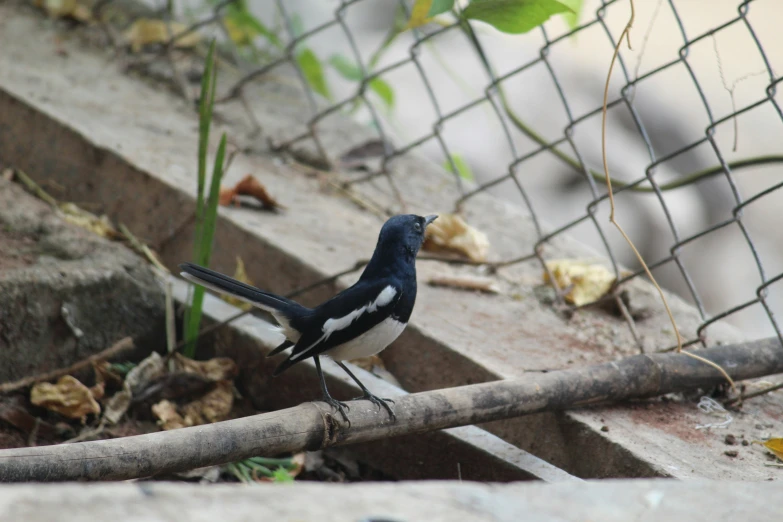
left=376, top=214, right=438, bottom=259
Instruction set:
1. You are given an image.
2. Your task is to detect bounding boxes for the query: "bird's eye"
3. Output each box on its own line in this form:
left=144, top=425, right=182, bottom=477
left=414, top=222, right=422, bottom=232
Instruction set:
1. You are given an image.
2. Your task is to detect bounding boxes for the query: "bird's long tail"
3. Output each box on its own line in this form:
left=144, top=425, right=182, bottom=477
left=179, top=262, right=307, bottom=317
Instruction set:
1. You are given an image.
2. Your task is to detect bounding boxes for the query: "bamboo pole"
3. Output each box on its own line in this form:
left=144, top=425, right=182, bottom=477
left=0, top=337, right=781, bottom=482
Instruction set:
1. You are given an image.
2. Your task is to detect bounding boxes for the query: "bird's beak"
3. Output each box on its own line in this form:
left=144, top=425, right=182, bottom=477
left=424, top=215, right=438, bottom=227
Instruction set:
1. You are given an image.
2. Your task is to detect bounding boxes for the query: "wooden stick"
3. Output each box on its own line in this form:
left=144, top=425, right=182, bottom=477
left=0, top=337, right=780, bottom=482
left=0, top=337, right=135, bottom=394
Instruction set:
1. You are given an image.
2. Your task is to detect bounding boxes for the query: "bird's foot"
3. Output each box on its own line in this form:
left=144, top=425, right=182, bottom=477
left=322, top=395, right=350, bottom=423
left=355, top=392, right=396, bottom=421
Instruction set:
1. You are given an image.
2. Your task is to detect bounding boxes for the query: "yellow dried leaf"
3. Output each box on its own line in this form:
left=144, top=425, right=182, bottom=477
left=423, top=214, right=489, bottom=262
left=35, top=0, right=93, bottom=21
left=405, top=0, right=434, bottom=29
left=172, top=353, right=238, bottom=382
left=30, top=375, right=101, bottom=419
left=543, top=260, right=616, bottom=306
left=181, top=381, right=234, bottom=425
left=152, top=399, right=189, bottom=430
left=59, top=202, right=118, bottom=239
left=222, top=257, right=253, bottom=311
left=123, top=19, right=201, bottom=53
left=763, top=438, right=783, bottom=461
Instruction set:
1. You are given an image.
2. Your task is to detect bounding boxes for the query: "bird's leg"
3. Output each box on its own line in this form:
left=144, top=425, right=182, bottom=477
left=314, top=356, right=350, bottom=422
left=335, top=361, right=396, bottom=421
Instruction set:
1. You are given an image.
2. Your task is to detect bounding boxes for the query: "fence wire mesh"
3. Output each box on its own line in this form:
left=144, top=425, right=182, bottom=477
left=104, top=0, right=783, bottom=350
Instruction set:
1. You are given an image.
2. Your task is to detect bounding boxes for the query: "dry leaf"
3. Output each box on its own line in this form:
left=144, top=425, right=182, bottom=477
left=763, top=438, right=783, bottom=461
left=423, top=214, right=489, bottom=262
left=30, top=375, right=101, bottom=420
left=126, top=352, right=166, bottom=392
left=289, top=452, right=307, bottom=478
left=219, top=175, right=283, bottom=210
left=152, top=399, right=189, bottom=430
left=172, top=353, right=238, bottom=382
left=102, top=382, right=132, bottom=425
left=181, top=380, right=234, bottom=425
left=35, top=0, right=93, bottom=21
left=59, top=203, right=119, bottom=239
left=349, top=355, right=385, bottom=372
left=543, top=260, right=616, bottom=307
left=428, top=274, right=500, bottom=294
left=123, top=19, right=201, bottom=53
left=222, top=257, right=253, bottom=311
left=219, top=186, right=240, bottom=206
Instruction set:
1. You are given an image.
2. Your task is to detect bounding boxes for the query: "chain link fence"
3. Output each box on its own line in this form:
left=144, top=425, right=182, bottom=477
left=106, top=0, right=783, bottom=350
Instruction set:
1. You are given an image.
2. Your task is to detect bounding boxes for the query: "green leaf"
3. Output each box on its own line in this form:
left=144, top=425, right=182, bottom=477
left=369, top=78, right=394, bottom=108
left=297, top=48, right=331, bottom=100
left=225, top=8, right=282, bottom=49
left=444, top=153, right=474, bottom=181
left=329, top=54, right=394, bottom=108
left=558, top=0, right=583, bottom=30
left=329, top=54, right=363, bottom=81
left=427, top=0, right=455, bottom=17
left=405, top=0, right=433, bottom=29
left=462, top=0, right=572, bottom=34
left=272, top=467, right=295, bottom=483
left=290, top=13, right=304, bottom=38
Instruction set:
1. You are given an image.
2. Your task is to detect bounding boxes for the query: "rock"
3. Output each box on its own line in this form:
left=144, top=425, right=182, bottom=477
left=0, top=178, right=165, bottom=383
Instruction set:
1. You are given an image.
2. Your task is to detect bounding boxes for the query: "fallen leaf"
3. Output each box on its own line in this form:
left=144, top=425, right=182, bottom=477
left=30, top=375, right=101, bottom=420
left=219, top=186, right=240, bottom=206
left=222, top=257, right=253, bottom=311
left=152, top=399, right=189, bottom=430
left=763, top=438, right=783, bottom=461
left=235, top=174, right=284, bottom=210
left=423, top=214, right=489, bottom=262
left=428, top=274, right=500, bottom=294
left=123, top=19, right=201, bottom=54
left=219, top=175, right=283, bottom=210
left=132, top=372, right=216, bottom=405
left=543, top=260, right=616, bottom=306
left=172, top=353, right=238, bottom=382
left=59, top=202, right=119, bottom=239
left=125, top=352, right=166, bottom=393
left=34, top=0, right=93, bottom=22
left=0, top=396, right=61, bottom=440
left=181, top=380, right=234, bottom=425
left=102, top=382, right=132, bottom=425
left=349, top=355, right=386, bottom=372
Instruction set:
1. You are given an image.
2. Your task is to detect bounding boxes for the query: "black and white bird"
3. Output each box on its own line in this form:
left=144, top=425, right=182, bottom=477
left=179, top=214, right=437, bottom=422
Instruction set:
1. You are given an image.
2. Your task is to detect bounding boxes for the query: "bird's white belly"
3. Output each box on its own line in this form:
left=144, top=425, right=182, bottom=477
left=327, top=317, right=407, bottom=361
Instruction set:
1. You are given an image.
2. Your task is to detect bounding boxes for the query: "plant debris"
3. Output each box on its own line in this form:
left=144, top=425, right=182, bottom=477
left=423, top=213, right=489, bottom=262
left=427, top=274, right=500, bottom=294
left=33, top=0, right=93, bottom=22
left=762, top=438, right=783, bottom=461
left=543, top=259, right=616, bottom=307
left=30, top=376, right=101, bottom=420
left=123, top=19, right=201, bottom=53
left=219, top=174, right=284, bottom=210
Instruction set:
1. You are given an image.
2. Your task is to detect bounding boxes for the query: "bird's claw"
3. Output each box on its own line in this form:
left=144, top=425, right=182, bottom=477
left=323, top=396, right=350, bottom=423
left=354, top=393, right=396, bottom=421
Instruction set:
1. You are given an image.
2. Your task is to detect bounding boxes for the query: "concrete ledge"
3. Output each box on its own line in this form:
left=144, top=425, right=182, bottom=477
left=0, top=480, right=779, bottom=521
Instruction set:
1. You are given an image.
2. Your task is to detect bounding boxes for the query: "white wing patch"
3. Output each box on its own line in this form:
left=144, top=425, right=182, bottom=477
left=290, top=285, right=398, bottom=361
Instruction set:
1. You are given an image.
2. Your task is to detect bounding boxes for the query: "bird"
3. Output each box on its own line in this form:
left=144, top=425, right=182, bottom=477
left=179, top=214, right=438, bottom=422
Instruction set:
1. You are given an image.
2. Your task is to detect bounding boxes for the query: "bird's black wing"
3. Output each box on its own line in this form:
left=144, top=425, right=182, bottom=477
left=272, top=278, right=402, bottom=375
